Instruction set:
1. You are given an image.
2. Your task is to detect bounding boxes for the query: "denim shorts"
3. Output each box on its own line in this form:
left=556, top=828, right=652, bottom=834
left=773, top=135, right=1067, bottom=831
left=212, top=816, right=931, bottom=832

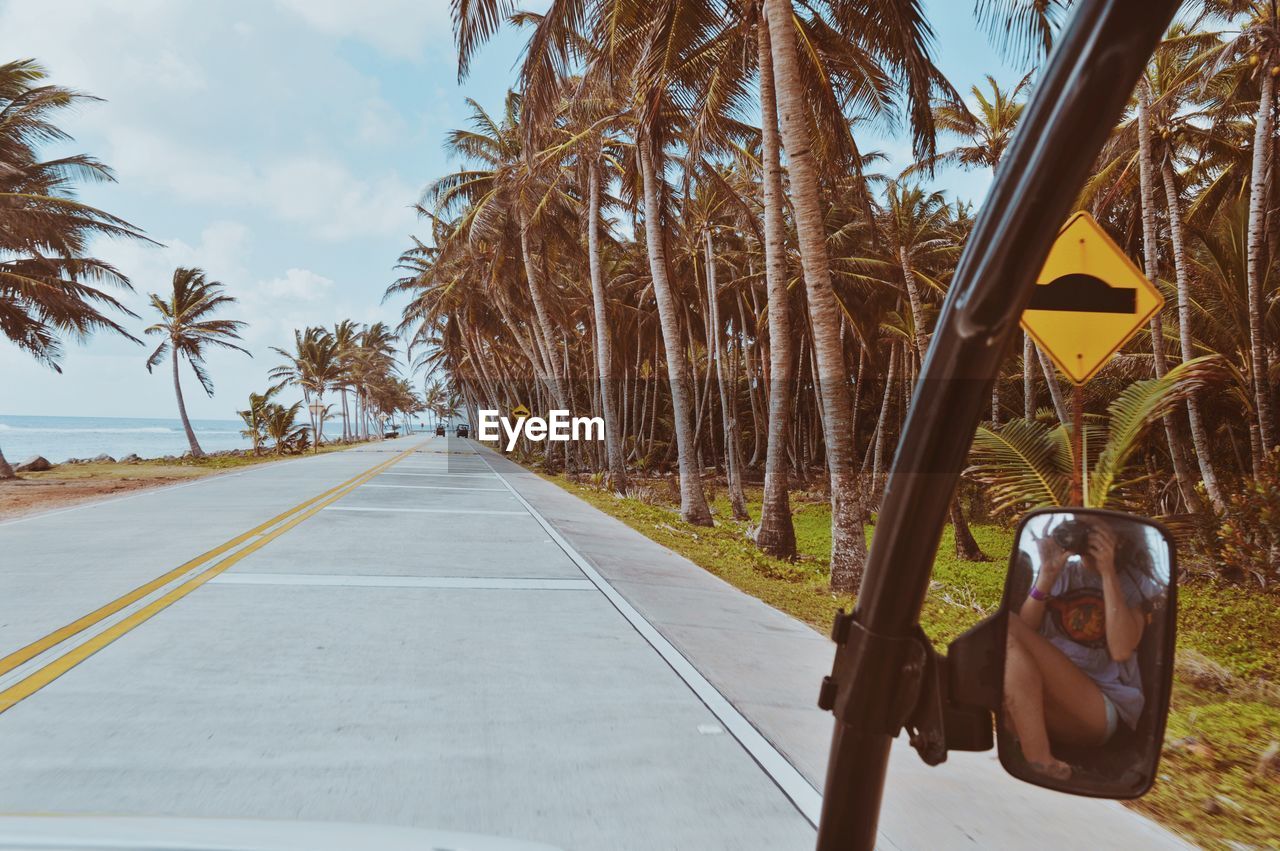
left=1101, top=693, right=1120, bottom=742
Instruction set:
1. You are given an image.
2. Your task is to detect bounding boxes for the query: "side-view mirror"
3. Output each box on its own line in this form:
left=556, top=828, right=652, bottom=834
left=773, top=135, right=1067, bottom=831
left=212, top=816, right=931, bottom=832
left=996, top=508, right=1177, bottom=798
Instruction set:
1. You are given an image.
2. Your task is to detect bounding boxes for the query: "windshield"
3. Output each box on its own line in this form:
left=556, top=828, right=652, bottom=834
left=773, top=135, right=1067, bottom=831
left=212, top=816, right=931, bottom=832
left=0, top=2, right=1272, bottom=849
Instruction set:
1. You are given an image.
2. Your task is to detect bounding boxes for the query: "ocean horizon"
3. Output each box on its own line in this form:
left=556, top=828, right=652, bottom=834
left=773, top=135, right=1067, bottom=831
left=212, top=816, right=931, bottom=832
left=0, top=414, right=252, bottom=464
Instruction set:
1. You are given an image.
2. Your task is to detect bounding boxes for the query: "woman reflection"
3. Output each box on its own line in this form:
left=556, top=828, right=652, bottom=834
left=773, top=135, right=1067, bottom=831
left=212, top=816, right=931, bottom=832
left=1004, top=516, right=1151, bottom=780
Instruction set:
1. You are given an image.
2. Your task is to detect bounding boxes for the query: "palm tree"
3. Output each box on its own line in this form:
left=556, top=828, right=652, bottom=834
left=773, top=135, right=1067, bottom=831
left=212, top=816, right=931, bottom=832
left=269, top=327, right=340, bottom=444
left=761, top=0, right=948, bottom=590
left=144, top=267, right=249, bottom=458
left=907, top=73, right=1035, bottom=423
left=1200, top=0, right=1280, bottom=457
left=264, top=401, right=308, bottom=455
left=237, top=388, right=282, bottom=455
left=0, top=59, right=149, bottom=478
left=746, top=7, right=801, bottom=557
left=331, top=319, right=361, bottom=441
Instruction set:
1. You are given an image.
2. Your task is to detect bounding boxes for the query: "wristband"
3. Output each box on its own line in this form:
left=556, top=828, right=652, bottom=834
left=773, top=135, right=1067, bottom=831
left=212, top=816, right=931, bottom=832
left=1029, top=586, right=1050, bottom=602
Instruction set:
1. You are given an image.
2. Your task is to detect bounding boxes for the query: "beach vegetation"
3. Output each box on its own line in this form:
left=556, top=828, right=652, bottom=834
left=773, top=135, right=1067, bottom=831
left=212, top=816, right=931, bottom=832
left=144, top=267, right=249, bottom=459
left=0, top=59, right=151, bottom=478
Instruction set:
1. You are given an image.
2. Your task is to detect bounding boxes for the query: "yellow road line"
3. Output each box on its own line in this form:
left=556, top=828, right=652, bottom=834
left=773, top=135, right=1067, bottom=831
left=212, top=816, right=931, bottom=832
left=0, top=446, right=416, bottom=714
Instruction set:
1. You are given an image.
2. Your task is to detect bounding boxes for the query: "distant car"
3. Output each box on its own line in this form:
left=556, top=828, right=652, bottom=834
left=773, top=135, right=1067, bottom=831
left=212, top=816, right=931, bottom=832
left=455, top=424, right=470, bottom=438
left=435, top=424, right=446, bottom=436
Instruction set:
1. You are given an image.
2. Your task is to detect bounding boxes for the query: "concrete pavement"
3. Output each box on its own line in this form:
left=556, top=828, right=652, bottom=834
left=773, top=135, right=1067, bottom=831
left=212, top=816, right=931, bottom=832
left=0, top=435, right=1191, bottom=849
left=0, top=436, right=810, bottom=850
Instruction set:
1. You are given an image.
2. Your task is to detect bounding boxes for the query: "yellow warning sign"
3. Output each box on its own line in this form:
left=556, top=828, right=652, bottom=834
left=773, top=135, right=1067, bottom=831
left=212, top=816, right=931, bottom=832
left=510, top=404, right=531, bottom=420
left=1021, top=212, right=1164, bottom=385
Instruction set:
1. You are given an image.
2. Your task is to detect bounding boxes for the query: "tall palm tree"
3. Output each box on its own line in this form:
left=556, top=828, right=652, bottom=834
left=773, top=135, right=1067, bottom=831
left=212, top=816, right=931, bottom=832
left=269, top=327, right=340, bottom=443
left=331, top=319, right=361, bottom=441
left=907, top=73, right=1035, bottom=424
left=754, top=6, right=798, bottom=558
left=763, top=0, right=949, bottom=590
left=1200, top=0, right=1280, bottom=457
left=0, top=59, right=149, bottom=478
left=145, top=267, right=249, bottom=458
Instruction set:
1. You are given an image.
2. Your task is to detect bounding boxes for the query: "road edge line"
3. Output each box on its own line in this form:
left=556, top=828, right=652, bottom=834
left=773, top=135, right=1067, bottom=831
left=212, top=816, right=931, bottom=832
left=473, top=445, right=824, bottom=830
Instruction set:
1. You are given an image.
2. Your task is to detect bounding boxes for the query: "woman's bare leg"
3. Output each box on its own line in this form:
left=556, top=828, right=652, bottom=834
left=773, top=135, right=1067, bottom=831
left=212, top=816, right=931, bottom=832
left=1004, top=626, right=1061, bottom=773
left=1008, top=614, right=1110, bottom=745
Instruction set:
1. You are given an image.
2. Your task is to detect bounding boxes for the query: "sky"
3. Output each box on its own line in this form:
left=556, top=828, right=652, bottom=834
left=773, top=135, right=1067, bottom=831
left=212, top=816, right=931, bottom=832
left=1, top=0, right=1019, bottom=420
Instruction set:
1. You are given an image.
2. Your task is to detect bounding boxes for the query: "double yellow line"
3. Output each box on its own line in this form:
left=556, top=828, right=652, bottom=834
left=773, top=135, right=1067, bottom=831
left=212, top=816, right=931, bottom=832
left=0, top=445, right=417, bottom=716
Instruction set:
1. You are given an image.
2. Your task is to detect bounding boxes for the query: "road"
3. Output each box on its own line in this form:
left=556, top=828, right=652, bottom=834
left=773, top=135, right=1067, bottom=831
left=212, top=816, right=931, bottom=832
left=0, top=436, right=1188, bottom=850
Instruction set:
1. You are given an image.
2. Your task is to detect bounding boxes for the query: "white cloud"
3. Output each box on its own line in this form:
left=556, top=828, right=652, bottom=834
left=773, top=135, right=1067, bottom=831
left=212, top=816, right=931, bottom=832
left=273, top=0, right=451, bottom=60
left=260, top=157, right=417, bottom=240
left=100, top=131, right=417, bottom=241
left=259, top=268, right=336, bottom=302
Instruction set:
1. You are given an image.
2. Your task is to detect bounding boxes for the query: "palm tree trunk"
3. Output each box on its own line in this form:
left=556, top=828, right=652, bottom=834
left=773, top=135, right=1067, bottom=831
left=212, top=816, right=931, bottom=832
left=1036, top=346, right=1070, bottom=425
left=707, top=230, right=749, bottom=521
left=518, top=208, right=569, bottom=412
left=752, top=43, right=793, bottom=560
left=872, top=343, right=898, bottom=493
left=172, top=349, right=204, bottom=457
left=899, top=247, right=929, bottom=363
left=899, top=259, right=988, bottom=559
left=587, top=160, right=628, bottom=491
left=739, top=290, right=766, bottom=468
left=950, top=499, right=990, bottom=561
left=1247, top=62, right=1277, bottom=452
left=0, top=447, right=15, bottom=479
left=764, top=0, right=866, bottom=590
left=1138, top=81, right=1203, bottom=514
left=1023, top=333, right=1035, bottom=420
left=1161, top=158, right=1225, bottom=511
left=637, top=138, right=713, bottom=525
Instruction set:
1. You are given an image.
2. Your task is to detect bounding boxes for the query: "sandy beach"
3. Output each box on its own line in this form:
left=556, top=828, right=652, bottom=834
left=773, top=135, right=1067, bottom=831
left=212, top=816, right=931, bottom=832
left=0, top=462, right=223, bottom=521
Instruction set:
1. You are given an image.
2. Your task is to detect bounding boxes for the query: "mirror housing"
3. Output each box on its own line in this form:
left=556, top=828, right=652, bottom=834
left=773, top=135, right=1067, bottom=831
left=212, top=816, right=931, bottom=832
left=900, top=508, right=1177, bottom=801
left=995, top=508, right=1177, bottom=798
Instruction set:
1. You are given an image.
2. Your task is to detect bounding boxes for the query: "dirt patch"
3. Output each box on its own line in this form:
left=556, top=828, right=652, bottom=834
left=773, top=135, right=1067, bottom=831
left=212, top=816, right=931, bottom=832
left=0, top=466, right=208, bottom=521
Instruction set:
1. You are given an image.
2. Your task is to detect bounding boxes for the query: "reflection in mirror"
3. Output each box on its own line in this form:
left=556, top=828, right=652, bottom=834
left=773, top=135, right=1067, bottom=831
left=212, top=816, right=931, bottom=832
left=998, top=510, right=1175, bottom=797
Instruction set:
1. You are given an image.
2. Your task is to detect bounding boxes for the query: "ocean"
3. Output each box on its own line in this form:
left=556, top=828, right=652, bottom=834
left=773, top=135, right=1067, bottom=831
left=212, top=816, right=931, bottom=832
left=0, top=414, right=252, bottom=464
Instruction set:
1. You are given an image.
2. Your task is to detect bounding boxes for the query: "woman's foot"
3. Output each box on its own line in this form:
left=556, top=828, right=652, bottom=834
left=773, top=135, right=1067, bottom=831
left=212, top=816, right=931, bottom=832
left=1029, top=758, right=1072, bottom=781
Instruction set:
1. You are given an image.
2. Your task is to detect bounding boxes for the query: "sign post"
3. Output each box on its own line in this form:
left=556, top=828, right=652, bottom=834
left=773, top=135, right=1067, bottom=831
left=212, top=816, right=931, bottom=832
left=1021, top=212, right=1165, bottom=506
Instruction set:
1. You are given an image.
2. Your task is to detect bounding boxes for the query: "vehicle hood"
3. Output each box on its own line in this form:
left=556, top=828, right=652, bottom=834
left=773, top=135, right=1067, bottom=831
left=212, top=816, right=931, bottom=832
left=0, top=816, right=564, bottom=851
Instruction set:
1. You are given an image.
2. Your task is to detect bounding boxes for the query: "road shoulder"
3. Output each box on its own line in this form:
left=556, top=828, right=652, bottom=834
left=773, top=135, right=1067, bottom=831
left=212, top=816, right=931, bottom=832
left=475, top=445, right=1192, bottom=850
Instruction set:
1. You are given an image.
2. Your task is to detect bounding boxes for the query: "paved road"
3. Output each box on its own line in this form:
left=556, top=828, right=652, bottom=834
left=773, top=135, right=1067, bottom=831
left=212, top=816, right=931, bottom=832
left=0, top=436, right=1189, bottom=850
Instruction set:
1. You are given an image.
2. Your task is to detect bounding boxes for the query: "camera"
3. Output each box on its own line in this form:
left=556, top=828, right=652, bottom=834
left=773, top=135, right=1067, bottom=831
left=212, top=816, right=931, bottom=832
left=1051, top=519, right=1091, bottom=554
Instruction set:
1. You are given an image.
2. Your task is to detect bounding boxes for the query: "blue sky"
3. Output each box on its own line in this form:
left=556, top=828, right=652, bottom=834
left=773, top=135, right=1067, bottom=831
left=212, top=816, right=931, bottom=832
left=1, top=0, right=1018, bottom=419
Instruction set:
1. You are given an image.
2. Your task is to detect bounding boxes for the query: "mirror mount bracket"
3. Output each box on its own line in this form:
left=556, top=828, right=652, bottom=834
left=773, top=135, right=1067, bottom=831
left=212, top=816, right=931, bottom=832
left=817, top=610, right=930, bottom=737
left=903, top=612, right=1006, bottom=765
left=818, top=609, right=1005, bottom=765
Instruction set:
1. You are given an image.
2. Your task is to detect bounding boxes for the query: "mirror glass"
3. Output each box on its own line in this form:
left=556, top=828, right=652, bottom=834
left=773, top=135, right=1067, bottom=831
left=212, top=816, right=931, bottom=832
left=997, top=509, right=1176, bottom=798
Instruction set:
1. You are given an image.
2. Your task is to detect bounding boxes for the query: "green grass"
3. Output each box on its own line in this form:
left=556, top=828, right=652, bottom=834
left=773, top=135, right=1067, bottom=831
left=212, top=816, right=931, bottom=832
left=546, top=473, right=1280, bottom=849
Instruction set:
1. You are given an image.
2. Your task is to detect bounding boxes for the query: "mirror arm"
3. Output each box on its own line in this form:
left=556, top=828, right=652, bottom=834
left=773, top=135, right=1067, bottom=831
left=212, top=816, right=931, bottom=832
left=903, top=612, right=1007, bottom=765
left=819, top=610, right=1004, bottom=766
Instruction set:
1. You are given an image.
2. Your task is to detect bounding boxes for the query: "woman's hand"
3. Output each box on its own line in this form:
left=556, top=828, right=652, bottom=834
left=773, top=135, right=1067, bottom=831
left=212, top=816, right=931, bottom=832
left=1085, top=522, right=1118, bottom=577
left=1030, top=524, right=1068, bottom=590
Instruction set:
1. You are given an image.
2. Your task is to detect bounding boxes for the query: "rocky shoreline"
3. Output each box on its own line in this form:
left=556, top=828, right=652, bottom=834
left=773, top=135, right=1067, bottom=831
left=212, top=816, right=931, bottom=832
left=17, top=446, right=277, bottom=472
